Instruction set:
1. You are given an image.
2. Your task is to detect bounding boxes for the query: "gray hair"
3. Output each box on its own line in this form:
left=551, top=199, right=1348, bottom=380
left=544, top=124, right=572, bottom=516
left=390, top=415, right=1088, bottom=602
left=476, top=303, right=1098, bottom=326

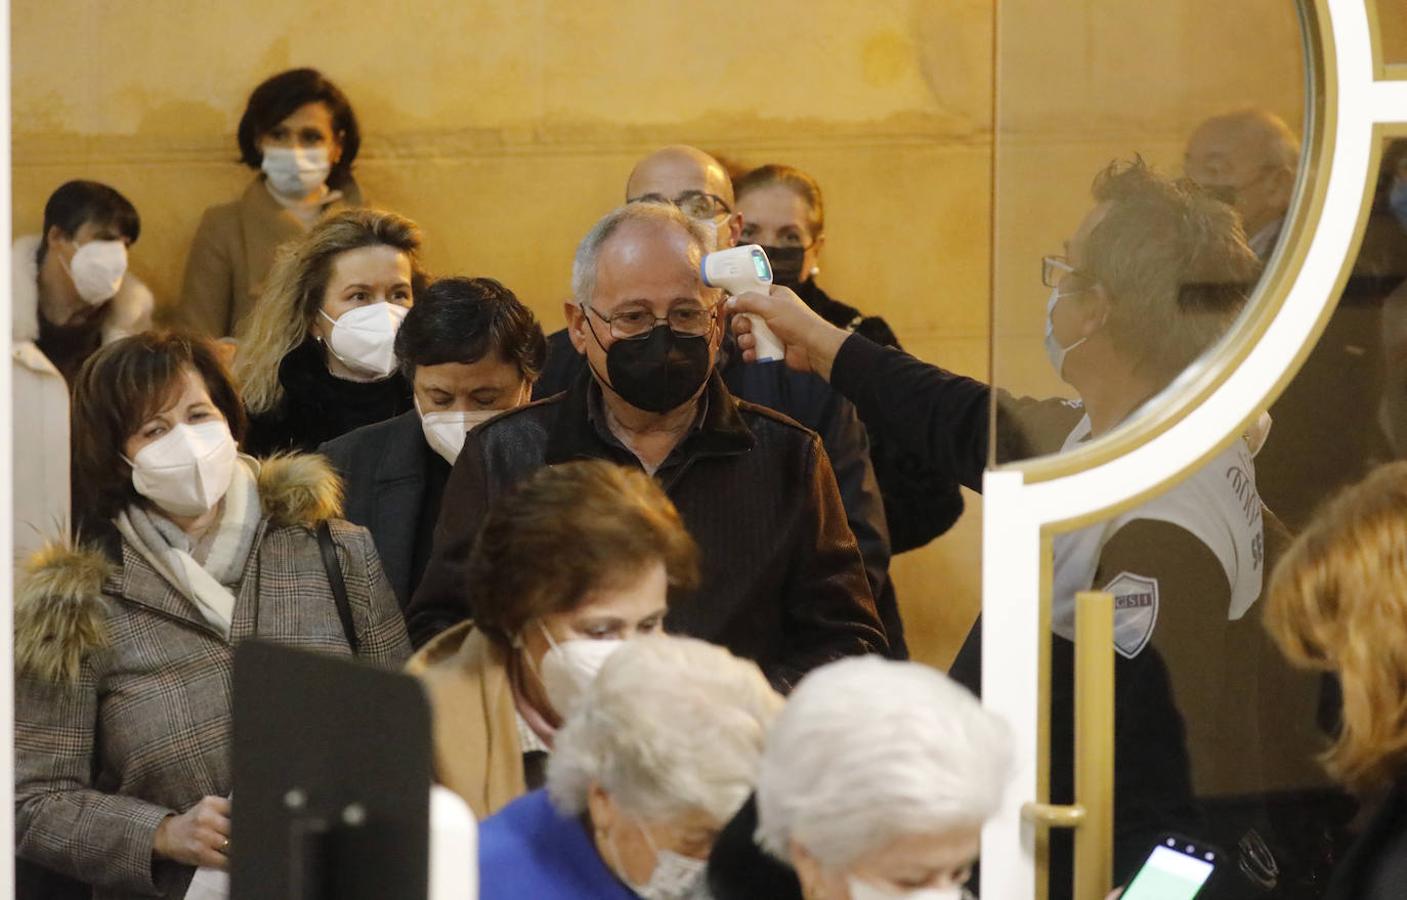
left=547, top=635, right=782, bottom=825
left=755, top=657, right=1014, bottom=870
left=570, top=202, right=720, bottom=307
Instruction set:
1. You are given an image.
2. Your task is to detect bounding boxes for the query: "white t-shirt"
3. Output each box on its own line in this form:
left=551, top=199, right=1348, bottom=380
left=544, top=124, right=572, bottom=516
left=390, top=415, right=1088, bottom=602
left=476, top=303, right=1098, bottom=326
left=1050, top=415, right=1265, bottom=658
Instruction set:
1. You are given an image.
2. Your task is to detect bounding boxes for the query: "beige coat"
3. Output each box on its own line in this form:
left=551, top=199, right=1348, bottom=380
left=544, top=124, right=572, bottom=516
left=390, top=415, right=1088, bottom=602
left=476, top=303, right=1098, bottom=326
left=178, top=176, right=362, bottom=338
left=13, top=454, right=411, bottom=899
left=407, top=623, right=528, bottom=819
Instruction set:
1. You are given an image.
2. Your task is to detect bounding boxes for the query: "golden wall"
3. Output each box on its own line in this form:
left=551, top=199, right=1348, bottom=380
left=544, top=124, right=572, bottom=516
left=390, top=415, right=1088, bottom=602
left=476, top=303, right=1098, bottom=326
left=9, top=0, right=1328, bottom=667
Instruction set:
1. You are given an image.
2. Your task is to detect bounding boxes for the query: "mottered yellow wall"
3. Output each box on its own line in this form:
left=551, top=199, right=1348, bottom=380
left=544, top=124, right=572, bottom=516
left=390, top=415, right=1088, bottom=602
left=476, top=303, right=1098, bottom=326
left=11, top=0, right=1318, bottom=667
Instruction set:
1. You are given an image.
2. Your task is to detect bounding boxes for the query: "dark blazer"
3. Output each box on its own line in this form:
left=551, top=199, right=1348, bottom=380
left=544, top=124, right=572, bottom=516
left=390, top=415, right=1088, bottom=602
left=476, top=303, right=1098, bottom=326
left=1324, top=780, right=1407, bottom=900
left=409, top=370, right=888, bottom=690
left=321, top=410, right=447, bottom=609
left=535, top=329, right=910, bottom=658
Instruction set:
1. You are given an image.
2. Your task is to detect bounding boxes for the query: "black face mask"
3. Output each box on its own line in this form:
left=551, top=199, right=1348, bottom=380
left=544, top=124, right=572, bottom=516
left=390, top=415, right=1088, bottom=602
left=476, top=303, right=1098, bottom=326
left=599, top=324, right=713, bottom=413
left=759, top=245, right=808, bottom=288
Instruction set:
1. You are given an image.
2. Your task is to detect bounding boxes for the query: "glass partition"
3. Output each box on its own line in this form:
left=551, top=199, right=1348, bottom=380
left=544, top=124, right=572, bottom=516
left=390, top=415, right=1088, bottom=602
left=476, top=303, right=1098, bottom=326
left=981, top=1, right=1375, bottom=898
left=1379, top=0, right=1407, bottom=66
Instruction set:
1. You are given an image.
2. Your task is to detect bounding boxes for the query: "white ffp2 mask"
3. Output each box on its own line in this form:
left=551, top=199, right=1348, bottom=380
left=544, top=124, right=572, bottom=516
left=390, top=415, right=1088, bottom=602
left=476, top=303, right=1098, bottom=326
left=320, top=302, right=408, bottom=381
left=127, top=421, right=238, bottom=517
left=537, top=622, right=623, bottom=718
left=65, top=239, right=128, bottom=305
left=417, top=405, right=498, bottom=465
left=261, top=146, right=332, bottom=198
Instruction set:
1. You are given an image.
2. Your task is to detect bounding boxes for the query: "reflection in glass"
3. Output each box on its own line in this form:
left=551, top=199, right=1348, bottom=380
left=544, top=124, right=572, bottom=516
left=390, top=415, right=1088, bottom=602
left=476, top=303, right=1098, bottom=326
left=980, top=1, right=1366, bottom=897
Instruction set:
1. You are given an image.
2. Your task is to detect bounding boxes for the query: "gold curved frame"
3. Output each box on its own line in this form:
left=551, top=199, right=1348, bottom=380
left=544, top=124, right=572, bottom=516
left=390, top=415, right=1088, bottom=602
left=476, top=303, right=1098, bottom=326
left=996, top=0, right=1403, bottom=517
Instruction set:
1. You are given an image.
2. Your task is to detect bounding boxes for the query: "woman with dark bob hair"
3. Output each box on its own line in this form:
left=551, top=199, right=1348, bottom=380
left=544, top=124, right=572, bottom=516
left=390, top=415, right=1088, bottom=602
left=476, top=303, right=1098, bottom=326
left=322, top=276, right=547, bottom=609
left=234, top=208, right=427, bottom=455
left=13, top=332, right=410, bottom=899
left=408, top=459, right=699, bottom=819
left=180, top=68, right=364, bottom=338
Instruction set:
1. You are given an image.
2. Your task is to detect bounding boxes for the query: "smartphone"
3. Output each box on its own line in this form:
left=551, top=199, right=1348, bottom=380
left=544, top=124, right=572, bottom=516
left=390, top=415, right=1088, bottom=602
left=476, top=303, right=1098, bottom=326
left=1121, top=835, right=1219, bottom=899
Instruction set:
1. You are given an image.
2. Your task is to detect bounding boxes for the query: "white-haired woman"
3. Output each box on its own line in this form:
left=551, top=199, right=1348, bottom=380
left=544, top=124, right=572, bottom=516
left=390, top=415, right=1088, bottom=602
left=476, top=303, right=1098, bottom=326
left=477, top=635, right=782, bottom=900
left=711, top=656, right=1013, bottom=900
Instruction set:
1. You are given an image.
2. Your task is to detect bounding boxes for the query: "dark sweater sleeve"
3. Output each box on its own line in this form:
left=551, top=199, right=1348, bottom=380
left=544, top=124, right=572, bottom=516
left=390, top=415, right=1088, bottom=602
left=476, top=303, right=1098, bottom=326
left=829, top=334, right=992, bottom=492
left=772, top=435, right=889, bottom=691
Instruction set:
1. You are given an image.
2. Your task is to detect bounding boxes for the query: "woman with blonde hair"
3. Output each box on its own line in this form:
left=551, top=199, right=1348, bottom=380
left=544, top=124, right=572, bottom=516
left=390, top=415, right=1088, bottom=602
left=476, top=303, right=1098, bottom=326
left=234, top=207, right=427, bottom=455
left=1264, top=460, right=1407, bottom=900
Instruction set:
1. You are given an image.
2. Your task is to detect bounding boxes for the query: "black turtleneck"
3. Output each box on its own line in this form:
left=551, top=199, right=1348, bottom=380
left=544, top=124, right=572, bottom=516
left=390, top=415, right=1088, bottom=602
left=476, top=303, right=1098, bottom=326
left=243, top=339, right=413, bottom=456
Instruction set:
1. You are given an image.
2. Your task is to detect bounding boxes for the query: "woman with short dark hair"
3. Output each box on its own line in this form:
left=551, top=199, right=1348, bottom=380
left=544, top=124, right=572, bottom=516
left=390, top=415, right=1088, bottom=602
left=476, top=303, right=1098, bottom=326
left=13, top=332, right=410, bottom=899
left=408, top=459, right=699, bottom=819
left=322, top=276, right=547, bottom=607
left=180, top=68, right=364, bottom=338
left=14, top=179, right=150, bottom=381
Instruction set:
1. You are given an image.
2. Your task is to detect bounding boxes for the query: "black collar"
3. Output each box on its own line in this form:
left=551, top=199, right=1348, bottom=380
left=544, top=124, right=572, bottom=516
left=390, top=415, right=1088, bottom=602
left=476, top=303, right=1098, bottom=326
left=544, top=367, right=754, bottom=467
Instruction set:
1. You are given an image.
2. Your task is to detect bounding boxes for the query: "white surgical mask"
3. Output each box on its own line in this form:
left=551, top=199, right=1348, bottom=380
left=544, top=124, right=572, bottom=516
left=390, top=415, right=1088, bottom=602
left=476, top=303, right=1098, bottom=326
left=1043, top=286, right=1091, bottom=381
left=319, top=302, right=408, bottom=381
left=127, top=421, right=238, bottom=518
left=847, top=876, right=965, bottom=900
left=261, top=146, right=332, bottom=198
left=64, top=239, right=128, bottom=305
left=536, top=621, right=623, bottom=718
left=608, top=820, right=709, bottom=900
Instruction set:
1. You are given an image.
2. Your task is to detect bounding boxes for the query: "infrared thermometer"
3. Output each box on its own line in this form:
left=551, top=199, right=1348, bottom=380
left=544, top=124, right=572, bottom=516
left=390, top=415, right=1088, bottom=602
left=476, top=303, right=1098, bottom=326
left=701, top=244, right=786, bottom=362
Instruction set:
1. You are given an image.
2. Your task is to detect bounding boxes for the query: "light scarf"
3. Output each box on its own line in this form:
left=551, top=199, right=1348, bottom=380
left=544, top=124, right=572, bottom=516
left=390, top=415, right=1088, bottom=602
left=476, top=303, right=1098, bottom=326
left=115, top=457, right=262, bottom=638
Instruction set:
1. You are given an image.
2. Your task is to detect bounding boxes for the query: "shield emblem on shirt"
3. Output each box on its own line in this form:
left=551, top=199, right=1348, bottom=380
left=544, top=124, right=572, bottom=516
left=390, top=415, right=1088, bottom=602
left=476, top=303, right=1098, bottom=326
left=1103, top=571, right=1160, bottom=659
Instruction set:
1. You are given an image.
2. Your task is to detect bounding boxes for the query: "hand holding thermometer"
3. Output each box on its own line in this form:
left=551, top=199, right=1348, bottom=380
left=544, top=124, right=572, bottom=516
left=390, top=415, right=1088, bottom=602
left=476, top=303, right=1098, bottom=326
left=701, top=244, right=786, bottom=362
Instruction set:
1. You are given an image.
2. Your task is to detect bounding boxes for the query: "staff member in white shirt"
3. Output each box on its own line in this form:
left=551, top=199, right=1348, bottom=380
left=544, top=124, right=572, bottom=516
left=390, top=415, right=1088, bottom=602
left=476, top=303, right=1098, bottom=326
left=729, top=159, right=1272, bottom=893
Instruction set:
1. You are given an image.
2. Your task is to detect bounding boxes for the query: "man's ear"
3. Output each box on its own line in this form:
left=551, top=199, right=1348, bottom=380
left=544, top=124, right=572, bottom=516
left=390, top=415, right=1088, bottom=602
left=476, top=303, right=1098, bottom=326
left=1081, top=285, right=1113, bottom=337
left=565, top=300, right=588, bottom=355
left=725, top=211, right=743, bottom=248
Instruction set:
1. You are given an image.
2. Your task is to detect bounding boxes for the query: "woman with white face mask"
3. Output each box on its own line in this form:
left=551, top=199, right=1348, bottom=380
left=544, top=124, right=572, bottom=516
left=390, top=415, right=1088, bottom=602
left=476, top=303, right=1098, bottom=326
left=712, top=657, right=1012, bottom=900
left=320, top=276, right=546, bottom=610
left=180, top=68, right=364, bottom=339
left=12, top=180, right=153, bottom=383
left=477, top=635, right=782, bottom=900
left=11, top=181, right=156, bottom=579
left=406, top=460, right=699, bottom=819
left=234, top=207, right=426, bottom=456
left=12, top=332, right=410, bottom=900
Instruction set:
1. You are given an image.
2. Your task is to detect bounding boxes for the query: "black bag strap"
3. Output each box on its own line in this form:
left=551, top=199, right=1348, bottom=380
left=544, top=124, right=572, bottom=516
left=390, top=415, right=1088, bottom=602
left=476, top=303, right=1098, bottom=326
left=316, top=520, right=360, bottom=655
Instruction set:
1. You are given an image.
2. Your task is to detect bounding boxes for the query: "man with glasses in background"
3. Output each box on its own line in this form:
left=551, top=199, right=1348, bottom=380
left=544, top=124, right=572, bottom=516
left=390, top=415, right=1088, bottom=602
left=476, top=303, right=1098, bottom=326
left=407, top=200, right=888, bottom=689
left=533, top=144, right=910, bottom=660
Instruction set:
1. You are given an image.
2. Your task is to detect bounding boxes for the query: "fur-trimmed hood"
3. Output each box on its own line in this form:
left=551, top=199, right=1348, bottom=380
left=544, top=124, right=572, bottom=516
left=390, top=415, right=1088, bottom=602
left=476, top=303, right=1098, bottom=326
left=14, top=452, right=344, bottom=683
left=12, top=234, right=155, bottom=346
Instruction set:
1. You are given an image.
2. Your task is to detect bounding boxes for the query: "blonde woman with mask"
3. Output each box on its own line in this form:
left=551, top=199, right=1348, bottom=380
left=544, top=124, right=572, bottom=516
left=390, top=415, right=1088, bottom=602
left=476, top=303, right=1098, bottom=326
left=13, top=332, right=409, bottom=899
left=180, top=68, right=364, bottom=339
left=234, top=207, right=426, bottom=456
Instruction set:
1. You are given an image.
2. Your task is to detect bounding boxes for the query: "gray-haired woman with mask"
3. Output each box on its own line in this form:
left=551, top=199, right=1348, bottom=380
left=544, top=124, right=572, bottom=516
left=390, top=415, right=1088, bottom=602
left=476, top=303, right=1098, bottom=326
left=477, top=635, right=782, bottom=900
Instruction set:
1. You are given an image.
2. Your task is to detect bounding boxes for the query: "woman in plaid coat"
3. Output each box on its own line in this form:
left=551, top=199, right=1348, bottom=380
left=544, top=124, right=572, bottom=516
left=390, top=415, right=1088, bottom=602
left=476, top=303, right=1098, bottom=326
left=13, top=332, right=411, bottom=899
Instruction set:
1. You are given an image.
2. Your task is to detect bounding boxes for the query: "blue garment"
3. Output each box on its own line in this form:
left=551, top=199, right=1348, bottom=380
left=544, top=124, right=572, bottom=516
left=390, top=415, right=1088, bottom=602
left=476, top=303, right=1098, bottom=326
left=478, top=789, right=637, bottom=900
